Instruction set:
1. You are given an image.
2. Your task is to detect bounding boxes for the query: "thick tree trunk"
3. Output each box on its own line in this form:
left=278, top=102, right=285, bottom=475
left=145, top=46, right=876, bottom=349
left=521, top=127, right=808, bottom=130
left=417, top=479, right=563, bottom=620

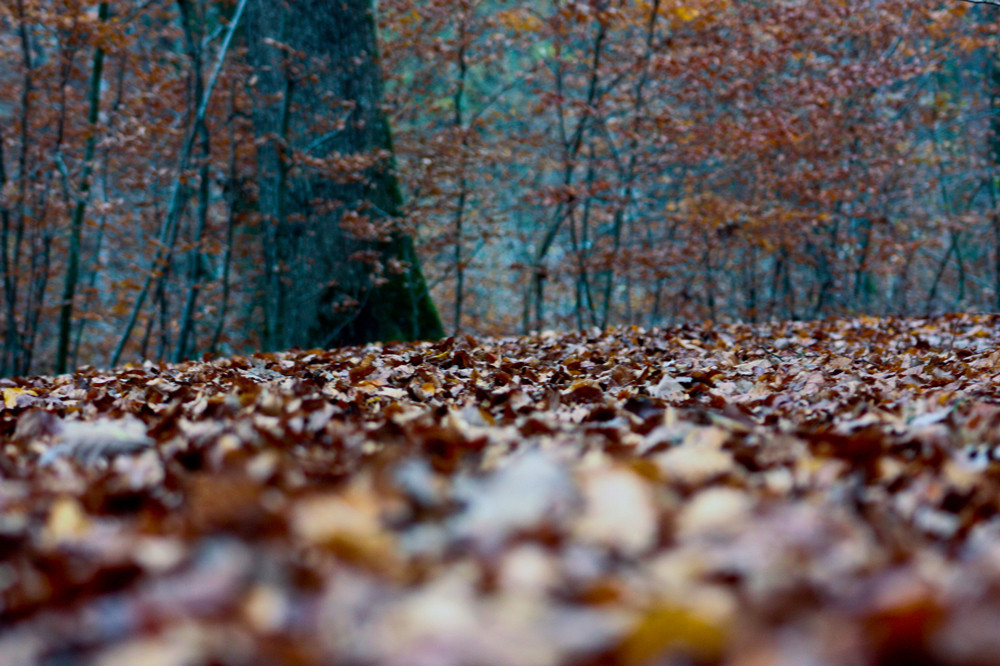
left=245, top=0, right=442, bottom=350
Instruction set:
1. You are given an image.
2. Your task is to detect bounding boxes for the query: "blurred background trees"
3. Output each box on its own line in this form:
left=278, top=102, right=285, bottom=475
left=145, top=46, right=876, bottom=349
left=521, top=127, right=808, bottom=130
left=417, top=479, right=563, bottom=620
left=384, top=0, right=999, bottom=334
left=0, top=0, right=996, bottom=375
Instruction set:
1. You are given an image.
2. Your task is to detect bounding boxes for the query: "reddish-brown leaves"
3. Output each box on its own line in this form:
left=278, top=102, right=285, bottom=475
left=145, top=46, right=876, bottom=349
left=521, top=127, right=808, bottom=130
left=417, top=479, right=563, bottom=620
left=5, top=315, right=1000, bottom=663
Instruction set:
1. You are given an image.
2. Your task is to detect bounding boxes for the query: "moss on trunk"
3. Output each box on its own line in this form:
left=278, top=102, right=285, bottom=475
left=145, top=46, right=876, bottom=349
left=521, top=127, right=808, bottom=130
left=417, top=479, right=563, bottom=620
left=245, top=0, right=443, bottom=350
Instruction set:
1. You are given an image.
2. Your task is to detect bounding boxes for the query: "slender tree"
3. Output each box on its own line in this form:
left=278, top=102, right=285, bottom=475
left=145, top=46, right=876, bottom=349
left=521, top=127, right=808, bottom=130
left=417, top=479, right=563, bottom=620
left=56, top=2, right=109, bottom=374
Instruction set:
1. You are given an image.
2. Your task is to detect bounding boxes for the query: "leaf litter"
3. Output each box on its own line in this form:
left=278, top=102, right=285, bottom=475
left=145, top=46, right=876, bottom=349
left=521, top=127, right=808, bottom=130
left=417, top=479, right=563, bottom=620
left=3, top=315, right=1000, bottom=663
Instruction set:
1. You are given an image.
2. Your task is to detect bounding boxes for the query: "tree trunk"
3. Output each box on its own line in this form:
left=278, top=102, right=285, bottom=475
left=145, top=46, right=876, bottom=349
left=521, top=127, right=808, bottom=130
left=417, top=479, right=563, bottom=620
left=245, top=0, right=442, bottom=350
left=57, top=2, right=108, bottom=373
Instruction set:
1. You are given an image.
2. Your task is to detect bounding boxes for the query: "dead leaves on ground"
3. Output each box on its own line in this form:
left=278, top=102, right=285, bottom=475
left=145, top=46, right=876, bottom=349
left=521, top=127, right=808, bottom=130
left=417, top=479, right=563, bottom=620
left=3, top=315, right=1000, bottom=663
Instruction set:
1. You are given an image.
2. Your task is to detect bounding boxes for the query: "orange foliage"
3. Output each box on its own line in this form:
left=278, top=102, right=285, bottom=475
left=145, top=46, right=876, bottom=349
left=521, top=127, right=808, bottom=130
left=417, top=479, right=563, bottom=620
left=1, top=1, right=999, bottom=373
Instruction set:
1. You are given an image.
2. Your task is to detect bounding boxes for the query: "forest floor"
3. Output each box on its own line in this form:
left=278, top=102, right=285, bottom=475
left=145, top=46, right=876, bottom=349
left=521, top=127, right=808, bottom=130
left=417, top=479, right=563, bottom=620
left=1, top=315, right=1000, bottom=664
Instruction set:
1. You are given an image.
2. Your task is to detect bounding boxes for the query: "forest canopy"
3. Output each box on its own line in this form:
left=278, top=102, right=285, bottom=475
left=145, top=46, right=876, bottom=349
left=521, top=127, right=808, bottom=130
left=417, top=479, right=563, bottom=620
left=0, top=0, right=996, bottom=374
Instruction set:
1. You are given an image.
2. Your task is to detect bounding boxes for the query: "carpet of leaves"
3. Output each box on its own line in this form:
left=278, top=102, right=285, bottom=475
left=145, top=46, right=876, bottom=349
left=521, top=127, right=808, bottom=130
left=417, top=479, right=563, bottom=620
left=4, top=315, right=1000, bottom=664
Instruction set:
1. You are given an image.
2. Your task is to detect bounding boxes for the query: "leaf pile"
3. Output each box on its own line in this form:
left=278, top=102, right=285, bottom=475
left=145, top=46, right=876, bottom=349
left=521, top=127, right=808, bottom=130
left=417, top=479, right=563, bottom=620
left=4, top=315, right=1000, bottom=664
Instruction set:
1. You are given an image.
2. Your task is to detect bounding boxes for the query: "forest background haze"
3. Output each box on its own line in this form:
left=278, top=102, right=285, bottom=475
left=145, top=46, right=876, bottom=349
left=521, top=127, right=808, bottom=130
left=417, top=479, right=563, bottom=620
left=0, top=0, right=997, bottom=375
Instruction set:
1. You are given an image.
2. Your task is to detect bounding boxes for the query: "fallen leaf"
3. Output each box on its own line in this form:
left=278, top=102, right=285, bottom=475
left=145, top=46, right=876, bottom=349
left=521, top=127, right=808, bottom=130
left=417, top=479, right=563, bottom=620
left=40, top=416, right=154, bottom=465
left=2, top=387, right=37, bottom=409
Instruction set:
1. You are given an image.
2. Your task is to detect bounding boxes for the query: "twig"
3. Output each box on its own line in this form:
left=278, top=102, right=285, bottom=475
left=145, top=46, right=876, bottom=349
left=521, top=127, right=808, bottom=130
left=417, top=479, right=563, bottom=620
left=759, top=346, right=785, bottom=363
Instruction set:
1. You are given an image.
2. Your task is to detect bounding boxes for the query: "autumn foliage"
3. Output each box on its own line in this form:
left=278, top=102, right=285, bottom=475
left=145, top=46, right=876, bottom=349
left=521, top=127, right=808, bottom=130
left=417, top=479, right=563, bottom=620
left=381, top=0, right=1000, bottom=334
left=3, top=315, right=1000, bottom=662
left=0, top=1, right=998, bottom=375
left=1, top=0, right=260, bottom=375
left=10, top=2, right=1000, bottom=663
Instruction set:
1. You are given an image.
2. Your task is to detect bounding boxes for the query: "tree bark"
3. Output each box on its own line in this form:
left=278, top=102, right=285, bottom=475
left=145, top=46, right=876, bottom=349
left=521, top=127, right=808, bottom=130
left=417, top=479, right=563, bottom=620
left=245, top=0, right=442, bottom=350
left=56, top=2, right=109, bottom=374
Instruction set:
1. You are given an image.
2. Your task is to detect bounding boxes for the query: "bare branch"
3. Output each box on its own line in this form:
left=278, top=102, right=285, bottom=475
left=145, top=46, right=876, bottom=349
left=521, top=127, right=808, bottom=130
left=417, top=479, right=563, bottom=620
left=111, top=0, right=250, bottom=368
left=961, top=0, right=1000, bottom=7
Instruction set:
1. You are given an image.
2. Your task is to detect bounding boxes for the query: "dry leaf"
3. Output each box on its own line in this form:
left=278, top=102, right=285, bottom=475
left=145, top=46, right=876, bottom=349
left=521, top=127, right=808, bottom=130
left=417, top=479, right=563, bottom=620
left=40, top=416, right=154, bottom=465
